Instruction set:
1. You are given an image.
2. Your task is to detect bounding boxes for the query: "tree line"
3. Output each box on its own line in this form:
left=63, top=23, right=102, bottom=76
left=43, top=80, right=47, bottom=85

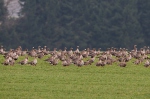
left=0, top=0, right=150, bottom=50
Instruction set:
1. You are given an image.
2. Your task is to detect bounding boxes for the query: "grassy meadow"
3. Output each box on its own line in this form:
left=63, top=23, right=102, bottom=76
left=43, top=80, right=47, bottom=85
left=0, top=55, right=150, bottom=99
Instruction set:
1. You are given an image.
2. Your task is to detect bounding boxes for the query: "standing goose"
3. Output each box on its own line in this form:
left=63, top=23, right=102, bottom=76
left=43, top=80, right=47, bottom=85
left=74, top=46, right=80, bottom=54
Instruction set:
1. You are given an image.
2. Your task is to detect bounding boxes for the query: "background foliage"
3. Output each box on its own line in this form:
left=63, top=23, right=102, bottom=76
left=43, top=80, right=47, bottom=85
left=0, top=0, right=150, bottom=50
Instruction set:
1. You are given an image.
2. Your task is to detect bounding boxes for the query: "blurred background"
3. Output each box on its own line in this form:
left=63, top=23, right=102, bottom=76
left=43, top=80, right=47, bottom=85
left=0, top=0, right=149, bottom=50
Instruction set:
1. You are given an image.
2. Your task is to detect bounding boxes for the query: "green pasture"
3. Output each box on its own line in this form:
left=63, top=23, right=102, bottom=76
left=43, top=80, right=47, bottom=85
left=0, top=55, right=149, bottom=99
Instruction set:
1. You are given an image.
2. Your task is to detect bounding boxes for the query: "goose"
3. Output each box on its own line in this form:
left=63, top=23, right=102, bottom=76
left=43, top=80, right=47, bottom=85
left=43, top=46, right=50, bottom=55
left=68, top=48, right=73, bottom=56
left=74, top=46, right=80, bottom=54
left=9, top=59, right=15, bottom=66
left=96, top=48, right=101, bottom=55
left=28, top=47, right=37, bottom=57
left=76, top=60, right=84, bottom=67
left=88, top=56, right=95, bottom=64
left=135, top=51, right=141, bottom=59
left=18, top=57, right=28, bottom=65
left=2, top=57, right=10, bottom=65
left=15, top=46, right=22, bottom=56
left=96, top=60, right=102, bottom=66
left=62, top=60, right=68, bottom=66
left=3, top=56, right=15, bottom=66
left=0, top=45, right=4, bottom=53
left=81, top=49, right=88, bottom=58
left=99, top=53, right=107, bottom=61
left=118, top=59, right=126, bottom=67
left=37, top=46, right=41, bottom=53
left=134, top=59, right=141, bottom=65
left=0, top=45, right=7, bottom=55
left=21, top=49, right=28, bottom=56
left=43, top=46, right=47, bottom=52
left=146, top=46, right=150, bottom=54
left=96, top=60, right=106, bottom=66
left=84, top=60, right=92, bottom=65
left=62, top=59, right=71, bottom=66
left=89, top=48, right=97, bottom=58
left=45, top=56, right=55, bottom=63
left=140, top=48, right=145, bottom=55
left=37, top=51, right=45, bottom=59
left=133, top=45, right=137, bottom=52
left=28, top=57, right=37, bottom=66
left=50, top=58, right=59, bottom=65
left=106, top=59, right=112, bottom=65
left=144, top=60, right=150, bottom=67
left=61, top=47, right=67, bottom=55
left=12, top=54, right=19, bottom=60
left=59, top=54, right=66, bottom=61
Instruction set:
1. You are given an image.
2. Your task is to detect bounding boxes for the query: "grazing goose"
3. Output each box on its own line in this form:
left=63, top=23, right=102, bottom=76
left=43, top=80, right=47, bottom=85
left=50, top=59, right=59, bottom=65
left=76, top=60, right=84, bottom=67
left=96, top=60, right=106, bottom=66
left=88, top=56, right=95, bottom=64
left=18, top=57, right=28, bottom=65
left=2, top=45, right=150, bottom=68
left=62, top=60, right=68, bottom=66
left=99, top=53, right=107, bottom=61
left=84, top=60, right=92, bottom=65
left=21, top=49, right=28, bottom=56
left=9, top=59, right=15, bottom=66
left=2, top=57, right=11, bottom=65
left=106, top=59, right=113, bottom=65
left=12, top=54, right=19, bottom=60
left=28, top=57, right=37, bottom=66
left=2, top=55, right=14, bottom=65
left=59, top=54, right=66, bottom=61
left=118, top=59, right=126, bottom=67
left=134, top=59, right=141, bottom=65
left=62, top=59, right=71, bottom=66
left=96, top=60, right=103, bottom=66
left=44, top=54, right=55, bottom=62
left=37, top=51, right=45, bottom=59
left=144, top=60, right=150, bottom=67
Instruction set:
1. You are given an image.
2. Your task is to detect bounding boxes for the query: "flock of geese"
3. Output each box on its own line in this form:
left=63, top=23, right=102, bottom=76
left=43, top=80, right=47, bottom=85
left=0, top=45, right=150, bottom=67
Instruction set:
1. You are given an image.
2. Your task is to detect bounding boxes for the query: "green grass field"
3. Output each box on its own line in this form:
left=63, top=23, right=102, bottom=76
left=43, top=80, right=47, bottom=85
left=0, top=55, right=150, bottom=99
